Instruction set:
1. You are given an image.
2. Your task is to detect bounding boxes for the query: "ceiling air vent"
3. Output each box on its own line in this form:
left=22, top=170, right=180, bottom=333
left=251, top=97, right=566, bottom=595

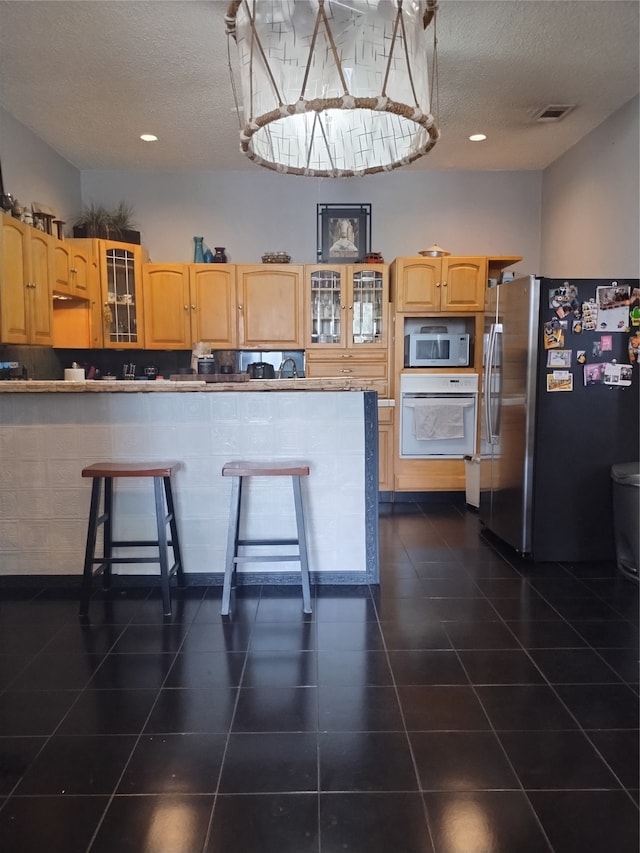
left=534, top=104, right=575, bottom=122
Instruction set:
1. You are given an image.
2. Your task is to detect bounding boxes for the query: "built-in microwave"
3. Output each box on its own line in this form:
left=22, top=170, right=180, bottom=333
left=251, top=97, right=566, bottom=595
left=405, top=333, right=470, bottom=367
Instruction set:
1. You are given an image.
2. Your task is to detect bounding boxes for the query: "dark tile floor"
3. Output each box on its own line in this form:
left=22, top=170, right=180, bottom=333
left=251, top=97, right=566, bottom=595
left=0, top=501, right=638, bottom=853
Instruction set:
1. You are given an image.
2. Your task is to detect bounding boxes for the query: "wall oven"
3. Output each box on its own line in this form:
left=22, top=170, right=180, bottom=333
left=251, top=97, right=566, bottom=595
left=400, top=374, right=478, bottom=458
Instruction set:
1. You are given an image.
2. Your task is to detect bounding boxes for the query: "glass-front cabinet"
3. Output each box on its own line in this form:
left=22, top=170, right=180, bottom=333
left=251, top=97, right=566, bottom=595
left=90, top=241, right=146, bottom=348
left=307, top=264, right=388, bottom=349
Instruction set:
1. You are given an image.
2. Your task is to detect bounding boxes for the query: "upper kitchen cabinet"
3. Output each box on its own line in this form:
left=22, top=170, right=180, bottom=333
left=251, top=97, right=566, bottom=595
left=54, top=241, right=90, bottom=297
left=306, top=264, right=389, bottom=350
left=71, top=239, right=147, bottom=348
left=142, top=263, right=237, bottom=349
left=0, top=214, right=54, bottom=345
left=391, top=256, right=487, bottom=313
left=236, top=265, right=304, bottom=349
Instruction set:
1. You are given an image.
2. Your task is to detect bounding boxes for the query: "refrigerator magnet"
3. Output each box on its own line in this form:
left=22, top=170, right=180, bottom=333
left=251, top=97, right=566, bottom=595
left=547, top=372, right=573, bottom=392
left=584, top=363, right=605, bottom=385
left=628, top=332, right=640, bottom=362
left=572, top=319, right=583, bottom=334
left=582, top=300, right=598, bottom=331
left=543, top=320, right=564, bottom=349
left=596, top=284, right=630, bottom=331
left=603, top=363, right=633, bottom=386
left=547, top=349, right=572, bottom=368
left=577, top=350, right=586, bottom=364
left=600, top=335, right=613, bottom=352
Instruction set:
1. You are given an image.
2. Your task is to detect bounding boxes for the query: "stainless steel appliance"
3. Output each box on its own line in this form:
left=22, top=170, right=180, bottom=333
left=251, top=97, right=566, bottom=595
left=404, top=332, right=470, bottom=367
left=480, top=274, right=640, bottom=561
left=400, top=374, right=478, bottom=458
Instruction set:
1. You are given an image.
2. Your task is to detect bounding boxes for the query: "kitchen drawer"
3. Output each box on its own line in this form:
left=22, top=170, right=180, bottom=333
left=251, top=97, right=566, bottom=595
left=306, top=348, right=387, bottom=364
left=377, top=404, right=394, bottom=425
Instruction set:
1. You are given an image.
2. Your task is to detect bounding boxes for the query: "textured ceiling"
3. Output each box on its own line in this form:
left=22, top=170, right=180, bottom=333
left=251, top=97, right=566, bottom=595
left=0, top=0, right=638, bottom=173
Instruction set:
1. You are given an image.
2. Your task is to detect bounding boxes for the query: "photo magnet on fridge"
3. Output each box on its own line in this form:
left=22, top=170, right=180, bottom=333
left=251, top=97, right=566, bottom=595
left=596, top=284, right=631, bottom=331
left=547, top=372, right=573, bottom=392
left=603, top=363, right=633, bottom=387
left=547, top=349, right=572, bottom=368
left=584, top=363, right=606, bottom=385
left=582, top=300, right=598, bottom=331
left=600, top=335, right=613, bottom=352
left=628, top=332, right=640, bottom=362
left=577, top=350, right=586, bottom=364
left=543, top=320, right=564, bottom=349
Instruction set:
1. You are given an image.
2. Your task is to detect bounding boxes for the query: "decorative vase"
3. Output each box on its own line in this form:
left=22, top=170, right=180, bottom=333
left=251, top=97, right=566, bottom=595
left=213, top=247, right=227, bottom=263
left=203, top=248, right=214, bottom=263
left=193, top=236, right=205, bottom=263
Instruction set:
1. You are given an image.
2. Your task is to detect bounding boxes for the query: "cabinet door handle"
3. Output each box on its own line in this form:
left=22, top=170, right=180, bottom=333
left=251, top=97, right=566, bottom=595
left=70, top=267, right=77, bottom=274
left=238, top=304, right=243, bottom=310
left=184, top=305, right=189, bottom=311
left=191, top=304, right=196, bottom=310
left=340, top=354, right=353, bottom=359
left=436, top=281, right=441, bottom=288
left=442, top=281, right=447, bottom=287
left=340, top=368, right=353, bottom=373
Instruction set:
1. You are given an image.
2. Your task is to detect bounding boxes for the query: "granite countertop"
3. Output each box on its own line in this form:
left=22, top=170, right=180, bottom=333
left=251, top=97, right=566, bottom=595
left=0, top=378, right=388, bottom=394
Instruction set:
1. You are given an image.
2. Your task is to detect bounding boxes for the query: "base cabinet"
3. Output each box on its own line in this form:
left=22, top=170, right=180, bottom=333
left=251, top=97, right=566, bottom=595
left=378, top=406, right=394, bottom=491
left=0, top=215, right=53, bottom=345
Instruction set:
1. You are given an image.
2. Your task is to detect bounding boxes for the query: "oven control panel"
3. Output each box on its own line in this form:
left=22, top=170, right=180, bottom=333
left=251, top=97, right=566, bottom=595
left=400, top=373, right=478, bottom=394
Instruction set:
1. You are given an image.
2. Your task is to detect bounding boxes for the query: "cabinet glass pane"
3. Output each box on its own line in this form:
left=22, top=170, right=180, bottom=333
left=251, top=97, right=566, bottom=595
left=351, top=268, right=383, bottom=344
left=310, top=269, right=342, bottom=344
left=105, top=248, right=138, bottom=343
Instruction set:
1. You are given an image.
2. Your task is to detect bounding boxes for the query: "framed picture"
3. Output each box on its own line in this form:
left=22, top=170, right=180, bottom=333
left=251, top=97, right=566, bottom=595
left=317, top=204, right=371, bottom=263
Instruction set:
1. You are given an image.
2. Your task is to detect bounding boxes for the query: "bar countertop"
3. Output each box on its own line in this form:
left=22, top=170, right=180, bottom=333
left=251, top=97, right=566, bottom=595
left=0, top=378, right=387, bottom=393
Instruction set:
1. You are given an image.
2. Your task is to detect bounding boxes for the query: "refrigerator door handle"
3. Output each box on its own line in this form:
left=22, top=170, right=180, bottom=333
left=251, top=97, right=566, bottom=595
left=484, top=322, right=503, bottom=443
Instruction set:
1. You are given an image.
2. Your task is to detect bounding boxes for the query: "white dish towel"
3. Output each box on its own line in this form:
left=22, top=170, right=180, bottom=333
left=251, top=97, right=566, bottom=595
left=406, top=399, right=473, bottom=440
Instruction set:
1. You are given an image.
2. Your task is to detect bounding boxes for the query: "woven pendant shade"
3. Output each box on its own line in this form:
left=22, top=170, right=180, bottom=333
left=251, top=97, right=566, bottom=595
left=226, top=0, right=440, bottom=177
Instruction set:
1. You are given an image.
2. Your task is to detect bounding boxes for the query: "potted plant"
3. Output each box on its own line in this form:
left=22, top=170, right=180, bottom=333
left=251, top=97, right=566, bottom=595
left=72, top=201, right=140, bottom=243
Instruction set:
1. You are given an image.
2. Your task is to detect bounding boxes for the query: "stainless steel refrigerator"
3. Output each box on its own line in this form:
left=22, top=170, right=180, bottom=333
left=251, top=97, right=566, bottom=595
left=480, top=274, right=639, bottom=562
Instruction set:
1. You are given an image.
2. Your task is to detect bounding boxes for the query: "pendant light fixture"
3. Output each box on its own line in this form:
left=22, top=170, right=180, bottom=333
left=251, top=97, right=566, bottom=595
left=225, top=0, right=440, bottom=177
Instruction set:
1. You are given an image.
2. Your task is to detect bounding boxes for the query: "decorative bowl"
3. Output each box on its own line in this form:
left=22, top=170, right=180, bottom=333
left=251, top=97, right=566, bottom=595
left=261, top=251, right=291, bottom=264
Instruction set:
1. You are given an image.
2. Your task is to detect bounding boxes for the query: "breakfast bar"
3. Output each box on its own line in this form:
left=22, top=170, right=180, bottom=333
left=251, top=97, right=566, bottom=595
left=0, top=379, right=380, bottom=585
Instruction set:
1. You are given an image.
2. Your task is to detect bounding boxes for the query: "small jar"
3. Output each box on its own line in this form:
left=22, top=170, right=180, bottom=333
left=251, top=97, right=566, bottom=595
left=213, top=247, right=227, bottom=263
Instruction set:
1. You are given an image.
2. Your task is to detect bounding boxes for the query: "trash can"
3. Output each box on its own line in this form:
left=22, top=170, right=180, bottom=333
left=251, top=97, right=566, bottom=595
left=610, top=462, right=640, bottom=581
left=464, top=454, right=480, bottom=509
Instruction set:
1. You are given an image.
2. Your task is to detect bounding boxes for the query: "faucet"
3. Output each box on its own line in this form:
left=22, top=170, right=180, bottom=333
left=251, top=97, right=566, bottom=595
left=277, top=357, right=299, bottom=379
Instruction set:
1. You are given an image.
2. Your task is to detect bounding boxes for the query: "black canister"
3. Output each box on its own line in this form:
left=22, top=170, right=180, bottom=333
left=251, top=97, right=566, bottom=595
left=197, top=356, right=217, bottom=375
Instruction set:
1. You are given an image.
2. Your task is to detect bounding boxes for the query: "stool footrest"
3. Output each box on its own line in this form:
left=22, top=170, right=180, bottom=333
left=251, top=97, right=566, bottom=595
left=233, top=554, right=304, bottom=564
left=237, top=538, right=298, bottom=546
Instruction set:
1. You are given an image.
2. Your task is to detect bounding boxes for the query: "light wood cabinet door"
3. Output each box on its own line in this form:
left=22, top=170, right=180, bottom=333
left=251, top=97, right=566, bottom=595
left=391, top=257, right=440, bottom=311
left=0, top=216, right=53, bottom=345
left=190, top=265, right=237, bottom=348
left=143, top=264, right=190, bottom=349
left=0, top=216, right=30, bottom=343
left=237, top=265, right=303, bottom=348
left=53, top=241, right=72, bottom=294
left=70, top=246, right=90, bottom=296
left=28, top=229, right=54, bottom=345
left=441, top=257, right=487, bottom=311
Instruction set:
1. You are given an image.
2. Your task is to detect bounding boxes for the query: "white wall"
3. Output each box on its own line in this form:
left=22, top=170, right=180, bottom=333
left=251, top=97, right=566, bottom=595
left=0, top=106, right=81, bottom=224
left=541, top=96, right=639, bottom=277
left=80, top=168, right=541, bottom=269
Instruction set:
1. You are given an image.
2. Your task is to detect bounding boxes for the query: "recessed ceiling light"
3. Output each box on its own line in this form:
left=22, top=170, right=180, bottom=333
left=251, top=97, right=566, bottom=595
left=140, top=134, right=158, bottom=142
left=469, top=133, right=487, bottom=142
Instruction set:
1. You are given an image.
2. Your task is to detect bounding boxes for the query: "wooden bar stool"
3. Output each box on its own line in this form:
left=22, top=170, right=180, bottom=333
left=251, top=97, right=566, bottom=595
left=79, top=461, right=184, bottom=617
left=221, top=460, right=312, bottom=616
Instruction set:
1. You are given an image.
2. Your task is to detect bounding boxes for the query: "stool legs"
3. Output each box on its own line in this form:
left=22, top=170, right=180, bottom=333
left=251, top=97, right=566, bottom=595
left=221, top=475, right=242, bottom=616
left=292, top=475, right=312, bottom=615
left=80, top=473, right=184, bottom=617
left=221, top=473, right=311, bottom=616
